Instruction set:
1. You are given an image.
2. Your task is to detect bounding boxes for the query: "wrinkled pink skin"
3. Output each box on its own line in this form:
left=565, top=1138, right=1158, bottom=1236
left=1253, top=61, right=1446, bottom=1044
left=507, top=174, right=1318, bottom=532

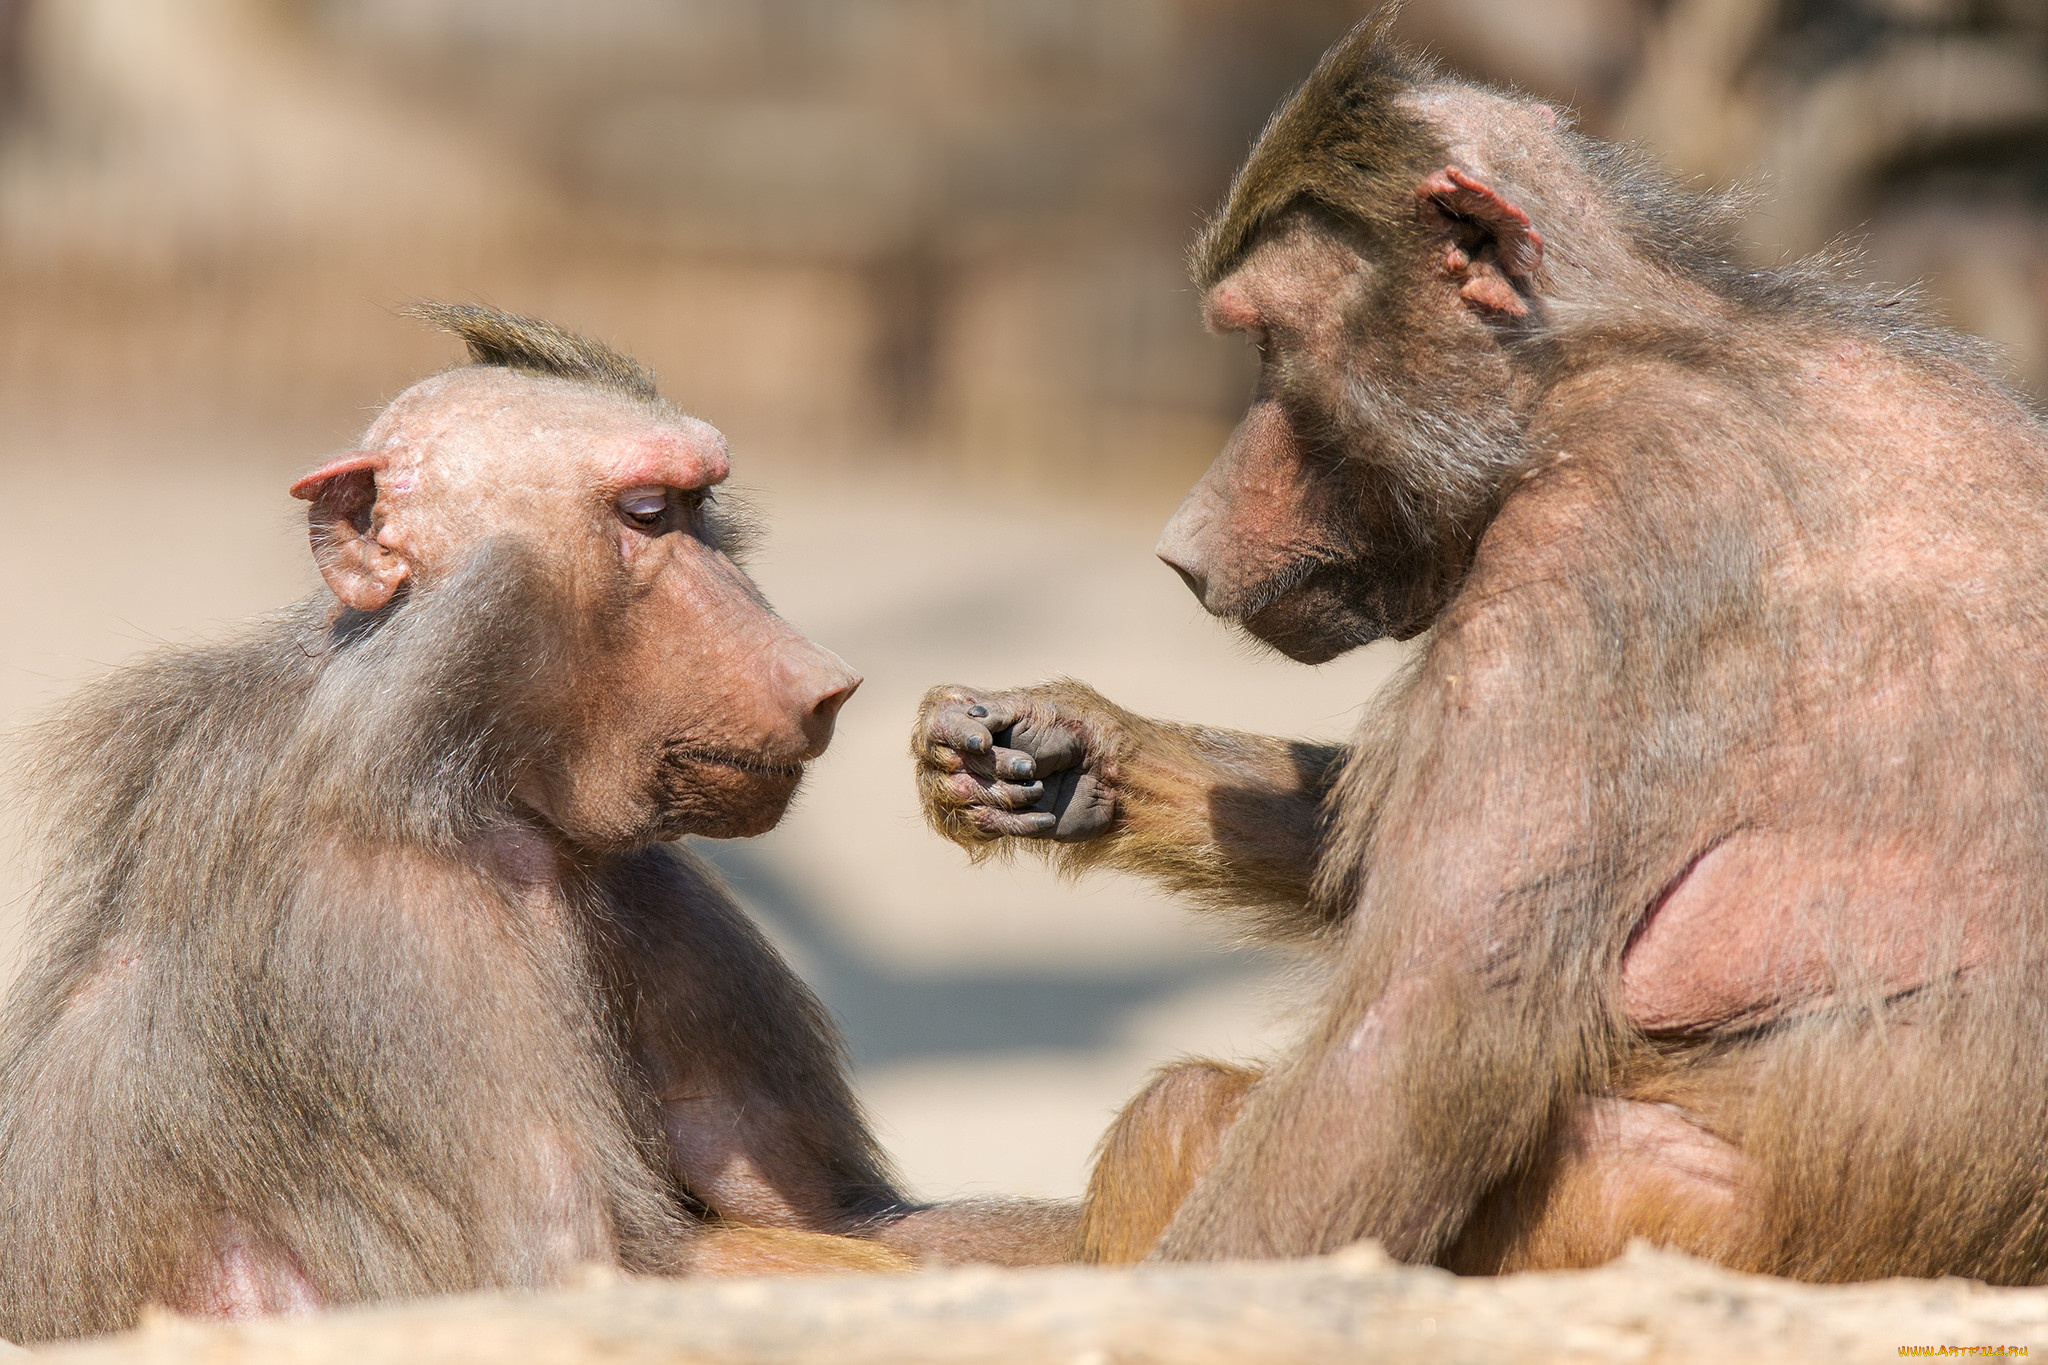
left=173, top=1220, right=323, bottom=1321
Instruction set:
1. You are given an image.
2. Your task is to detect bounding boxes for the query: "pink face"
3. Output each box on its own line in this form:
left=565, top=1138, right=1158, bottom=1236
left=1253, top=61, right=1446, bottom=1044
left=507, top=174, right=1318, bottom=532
left=1161, top=158, right=1541, bottom=662
left=294, top=367, right=860, bottom=848
left=1157, top=224, right=1398, bottom=661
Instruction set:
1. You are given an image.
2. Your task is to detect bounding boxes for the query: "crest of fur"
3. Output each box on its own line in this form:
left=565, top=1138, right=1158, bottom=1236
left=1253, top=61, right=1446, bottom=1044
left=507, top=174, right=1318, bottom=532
left=403, top=302, right=662, bottom=403
left=1191, top=7, right=1437, bottom=290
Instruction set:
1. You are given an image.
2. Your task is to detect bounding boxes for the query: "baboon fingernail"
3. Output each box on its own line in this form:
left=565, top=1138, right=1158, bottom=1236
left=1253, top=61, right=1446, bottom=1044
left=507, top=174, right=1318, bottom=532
left=967, top=704, right=988, bottom=718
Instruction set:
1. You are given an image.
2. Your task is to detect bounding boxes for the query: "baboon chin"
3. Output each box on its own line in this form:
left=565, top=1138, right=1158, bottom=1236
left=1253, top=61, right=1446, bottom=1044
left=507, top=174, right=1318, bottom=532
left=1236, top=566, right=1424, bottom=663
left=651, top=754, right=809, bottom=841
left=915, top=12, right=2048, bottom=1285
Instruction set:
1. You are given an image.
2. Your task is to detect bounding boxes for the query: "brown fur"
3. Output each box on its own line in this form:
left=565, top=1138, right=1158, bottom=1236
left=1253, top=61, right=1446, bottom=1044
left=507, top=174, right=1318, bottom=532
left=1077, top=1061, right=1262, bottom=1264
left=914, top=17, right=2048, bottom=1283
left=1189, top=6, right=1431, bottom=292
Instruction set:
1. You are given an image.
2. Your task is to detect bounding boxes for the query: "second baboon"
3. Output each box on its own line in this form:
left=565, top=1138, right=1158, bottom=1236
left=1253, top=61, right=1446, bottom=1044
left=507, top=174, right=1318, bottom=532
left=916, top=18, right=2048, bottom=1281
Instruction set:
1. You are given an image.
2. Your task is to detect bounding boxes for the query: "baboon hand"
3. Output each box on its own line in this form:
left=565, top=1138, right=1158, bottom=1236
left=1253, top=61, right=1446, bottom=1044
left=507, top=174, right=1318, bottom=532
left=915, top=684, right=1117, bottom=846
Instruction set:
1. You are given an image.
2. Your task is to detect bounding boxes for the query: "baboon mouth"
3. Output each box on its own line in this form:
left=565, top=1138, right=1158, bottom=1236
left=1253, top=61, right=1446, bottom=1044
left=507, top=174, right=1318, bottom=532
left=660, top=745, right=805, bottom=780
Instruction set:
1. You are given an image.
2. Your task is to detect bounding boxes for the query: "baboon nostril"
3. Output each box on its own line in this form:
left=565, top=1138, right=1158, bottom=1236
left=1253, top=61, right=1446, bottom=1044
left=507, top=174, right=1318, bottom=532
left=1160, top=552, right=1209, bottom=603
left=812, top=677, right=861, bottom=725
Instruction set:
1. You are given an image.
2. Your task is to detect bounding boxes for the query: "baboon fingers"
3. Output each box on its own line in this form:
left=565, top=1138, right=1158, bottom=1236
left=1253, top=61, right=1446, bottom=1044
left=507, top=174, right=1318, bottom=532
left=989, top=747, right=1039, bottom=781
left=924, top=713, right=996, bottom=756
left=976, top=809, right=1060, bottom=838
left=921, top=744, right=967, bottom=774
left=996, top=717, right=1085, bottom=775
left=986, top=779, right=1047, bottom=809
left=916, top=687, right=1024, bottom=758
left=939, top=771, right=1045, bottom=810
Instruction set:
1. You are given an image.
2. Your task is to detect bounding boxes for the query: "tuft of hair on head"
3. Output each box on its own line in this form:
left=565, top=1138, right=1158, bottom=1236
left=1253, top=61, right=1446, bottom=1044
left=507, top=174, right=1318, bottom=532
left=402, top=301, right=662, bottom=403
left=1190, top=4, right=1441, bottom=291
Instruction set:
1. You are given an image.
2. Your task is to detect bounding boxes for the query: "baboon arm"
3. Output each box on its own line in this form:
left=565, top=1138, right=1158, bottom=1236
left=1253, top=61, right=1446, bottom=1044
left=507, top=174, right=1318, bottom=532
left=1154, top=574, right=1607, bottom=1263
left=602, top=847, right=908, bottom=1233
left=918, top=679, right=1348, bottom=935
left=610, top=848, right=1086, bottom=1266
left=1063, top=712, right=1345, bottom=929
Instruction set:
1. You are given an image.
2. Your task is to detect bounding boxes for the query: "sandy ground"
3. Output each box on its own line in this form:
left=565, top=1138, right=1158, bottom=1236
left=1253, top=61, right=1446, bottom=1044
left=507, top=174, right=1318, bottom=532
left=0, top=413, right=1404, bottom=1202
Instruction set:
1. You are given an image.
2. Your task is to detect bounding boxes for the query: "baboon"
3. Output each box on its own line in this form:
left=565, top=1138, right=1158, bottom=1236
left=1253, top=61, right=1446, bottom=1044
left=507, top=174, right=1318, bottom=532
left=0, top=304, right=1070, bottom=1344
left=916, top=15, right=2048, bottom=1282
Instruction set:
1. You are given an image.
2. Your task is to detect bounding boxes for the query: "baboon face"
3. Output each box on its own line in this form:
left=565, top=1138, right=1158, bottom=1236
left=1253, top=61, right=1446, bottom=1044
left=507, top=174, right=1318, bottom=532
left=1157, top=222, right=1403, bottom=663
left=571, top=458, right=860, bottom=846
left=1159, top=198, right=1529, bottom=663
left=294, top=368, right=859, bottom=848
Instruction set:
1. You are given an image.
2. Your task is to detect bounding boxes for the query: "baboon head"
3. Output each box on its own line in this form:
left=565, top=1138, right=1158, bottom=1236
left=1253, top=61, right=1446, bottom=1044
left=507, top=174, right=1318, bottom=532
left=291, top=304, right=858, bottom=847
left=1157, top=19, right=1576, bottom=663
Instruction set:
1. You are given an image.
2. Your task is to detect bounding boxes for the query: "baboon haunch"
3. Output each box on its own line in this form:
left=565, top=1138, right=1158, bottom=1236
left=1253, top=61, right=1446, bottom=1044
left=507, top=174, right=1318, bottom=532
left=0, top=305, right=1068, bottom=1344
left=916, top=16, right=2048, bottom=1281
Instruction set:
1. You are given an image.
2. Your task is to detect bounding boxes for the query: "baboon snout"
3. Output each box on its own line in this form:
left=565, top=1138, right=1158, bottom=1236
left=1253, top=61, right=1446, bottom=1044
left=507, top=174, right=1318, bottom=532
left=1157, top=499, right=1216, bottom=609
left=774, top=641, right=862, bottom=759
left=1157, top=546, right=1210, bottom=604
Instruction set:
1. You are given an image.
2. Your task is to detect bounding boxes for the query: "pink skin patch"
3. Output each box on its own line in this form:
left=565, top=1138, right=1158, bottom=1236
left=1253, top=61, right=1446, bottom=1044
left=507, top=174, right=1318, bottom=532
left=169, top=1217, right=324, bottom=1321
left=1621, top=834, right=1991, bottom=1034
left=1203, top=282, right=1262, bottom=336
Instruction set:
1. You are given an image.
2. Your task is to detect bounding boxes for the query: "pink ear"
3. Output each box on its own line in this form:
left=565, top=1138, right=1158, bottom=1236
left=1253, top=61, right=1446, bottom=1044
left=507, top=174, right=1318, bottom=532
left=289, top=451, right=409, bottom=613
left=1417, top=166, right=1545, bottom=280
left=290, top=452, right=385, bottom=502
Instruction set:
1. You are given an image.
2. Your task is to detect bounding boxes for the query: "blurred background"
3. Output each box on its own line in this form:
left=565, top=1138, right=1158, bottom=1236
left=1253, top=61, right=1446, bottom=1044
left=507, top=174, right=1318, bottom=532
left=1, top=0, right=2044, bottom=1202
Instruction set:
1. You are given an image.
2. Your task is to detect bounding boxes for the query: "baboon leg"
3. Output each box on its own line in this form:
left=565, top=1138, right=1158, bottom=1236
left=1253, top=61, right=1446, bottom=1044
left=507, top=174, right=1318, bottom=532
left=875, top=1198, right=1083, bottom=1267
left=166, top=1218, right=326, bottom=1320
left=1078, top=1060, right=1264, bottom=1264
left=1450, top=1097, right=1745, bottom=1274
left=681, top=1226, right=916, bottom=1276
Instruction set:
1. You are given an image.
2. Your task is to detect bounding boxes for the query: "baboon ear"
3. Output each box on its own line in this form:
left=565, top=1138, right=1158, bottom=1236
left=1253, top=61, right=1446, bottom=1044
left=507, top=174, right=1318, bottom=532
left=289, top=453, right=410, bottom=612
left=1417, top=165, right=1545, bottom=319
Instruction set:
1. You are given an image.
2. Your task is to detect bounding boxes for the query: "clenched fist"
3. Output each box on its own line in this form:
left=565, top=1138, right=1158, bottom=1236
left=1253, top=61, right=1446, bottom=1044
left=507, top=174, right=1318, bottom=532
left=913, top=684, right=1120, bottom=846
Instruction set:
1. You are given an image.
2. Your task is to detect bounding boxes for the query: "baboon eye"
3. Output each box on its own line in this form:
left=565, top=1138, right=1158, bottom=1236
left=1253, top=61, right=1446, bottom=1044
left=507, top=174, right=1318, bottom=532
left=617, top=486, right=672, bottom=531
